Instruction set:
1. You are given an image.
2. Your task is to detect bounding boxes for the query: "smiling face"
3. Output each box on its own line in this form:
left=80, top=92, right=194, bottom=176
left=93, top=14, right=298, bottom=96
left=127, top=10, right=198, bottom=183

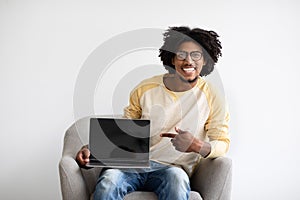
left=172, top=41, right=206, bottom=83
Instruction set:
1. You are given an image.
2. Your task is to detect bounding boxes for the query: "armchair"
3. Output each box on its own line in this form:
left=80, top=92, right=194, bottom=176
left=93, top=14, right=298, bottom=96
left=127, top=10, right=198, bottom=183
left=59, top=117, right=232, bottom=200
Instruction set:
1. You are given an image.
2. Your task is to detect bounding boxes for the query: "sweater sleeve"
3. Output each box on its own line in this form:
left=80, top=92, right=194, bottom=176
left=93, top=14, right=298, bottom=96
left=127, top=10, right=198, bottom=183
left=204, top=83, right=230, bottom=158
left=123, top=76, right=161, bottom=119
left=123, top=88, right=142, bottom=119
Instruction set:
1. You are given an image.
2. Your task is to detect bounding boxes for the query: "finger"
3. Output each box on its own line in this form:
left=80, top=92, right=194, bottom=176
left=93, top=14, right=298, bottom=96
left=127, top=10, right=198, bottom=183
left=81, top=149, right=90, bottom=162
left=160, top=133, right=177, bottom=138
left=76, top=153, right=87, bottom=166
left=83, top=149, right=90, bottom=157
left=175, top=127, right=184, bottom=134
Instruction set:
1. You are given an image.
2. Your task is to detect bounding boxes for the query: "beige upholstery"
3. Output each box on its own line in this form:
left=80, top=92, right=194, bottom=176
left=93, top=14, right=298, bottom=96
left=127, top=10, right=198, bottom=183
left=59, top=117, right=232, bottom=200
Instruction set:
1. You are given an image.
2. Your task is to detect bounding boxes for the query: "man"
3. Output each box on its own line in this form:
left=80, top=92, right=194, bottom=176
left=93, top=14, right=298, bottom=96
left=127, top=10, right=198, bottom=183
left=76, top=26, right=230, bottom=200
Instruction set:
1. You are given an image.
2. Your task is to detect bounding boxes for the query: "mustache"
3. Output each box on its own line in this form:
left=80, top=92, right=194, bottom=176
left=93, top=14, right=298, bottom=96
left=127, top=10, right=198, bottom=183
left=183, top=64, right=196, bottom=68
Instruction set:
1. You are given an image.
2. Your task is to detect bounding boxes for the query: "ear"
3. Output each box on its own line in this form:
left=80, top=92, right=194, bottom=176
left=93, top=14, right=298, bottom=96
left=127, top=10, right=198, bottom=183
left=172, top=57, right=175, bottom=65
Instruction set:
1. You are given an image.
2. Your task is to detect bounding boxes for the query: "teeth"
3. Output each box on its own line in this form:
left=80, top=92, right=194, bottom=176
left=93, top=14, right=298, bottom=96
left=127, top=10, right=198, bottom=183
left=183, top=68, right=195, bottom=72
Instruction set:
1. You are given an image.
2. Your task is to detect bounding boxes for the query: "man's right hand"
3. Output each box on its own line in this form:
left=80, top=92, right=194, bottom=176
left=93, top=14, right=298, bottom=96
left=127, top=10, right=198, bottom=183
left=76, top=146, right=90, bottom=167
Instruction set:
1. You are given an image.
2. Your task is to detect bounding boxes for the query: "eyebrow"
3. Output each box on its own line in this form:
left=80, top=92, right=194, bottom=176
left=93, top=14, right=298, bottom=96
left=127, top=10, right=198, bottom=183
left=177, top=50, right=203, bottom=53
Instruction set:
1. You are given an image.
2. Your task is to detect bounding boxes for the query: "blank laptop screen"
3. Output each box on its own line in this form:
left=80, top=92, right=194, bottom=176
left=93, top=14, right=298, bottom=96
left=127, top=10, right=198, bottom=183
left=89, top=118, right=150, bottom=162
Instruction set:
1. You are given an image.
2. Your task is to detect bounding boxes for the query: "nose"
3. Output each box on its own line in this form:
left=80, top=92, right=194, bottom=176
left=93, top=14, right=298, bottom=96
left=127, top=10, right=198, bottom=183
left=185, top=54, right=193, bottom=64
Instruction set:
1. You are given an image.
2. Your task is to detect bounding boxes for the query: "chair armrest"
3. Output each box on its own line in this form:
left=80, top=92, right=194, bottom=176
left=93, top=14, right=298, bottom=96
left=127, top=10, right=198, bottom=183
left=190, top=157, right=232, bottom=200
left=59, top=156, right=89, bottom=200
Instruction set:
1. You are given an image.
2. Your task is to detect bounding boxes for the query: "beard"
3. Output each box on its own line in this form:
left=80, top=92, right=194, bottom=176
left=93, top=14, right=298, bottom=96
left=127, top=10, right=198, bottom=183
left=178, top=75, right=199, bottom=83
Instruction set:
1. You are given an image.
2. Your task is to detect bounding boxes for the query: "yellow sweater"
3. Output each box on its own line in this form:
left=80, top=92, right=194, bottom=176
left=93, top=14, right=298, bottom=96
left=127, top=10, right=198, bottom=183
left=124, top=74, right=230, bottom=176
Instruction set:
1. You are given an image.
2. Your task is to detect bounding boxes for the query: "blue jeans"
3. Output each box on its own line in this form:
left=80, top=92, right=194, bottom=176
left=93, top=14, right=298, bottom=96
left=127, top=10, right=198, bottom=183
left=93, top=162, right=190, bottom=200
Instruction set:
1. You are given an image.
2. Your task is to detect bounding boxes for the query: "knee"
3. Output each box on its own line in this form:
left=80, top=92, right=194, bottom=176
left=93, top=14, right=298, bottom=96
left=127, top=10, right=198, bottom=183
left=97, top=169, right=123, bottom=186
left=165, top=167, right=190, bottom=188
left=158, top=167, right=190, bottom=196
left=93, top=169, right=124, bottom=199
left=155, top=167, right=190, bottom=200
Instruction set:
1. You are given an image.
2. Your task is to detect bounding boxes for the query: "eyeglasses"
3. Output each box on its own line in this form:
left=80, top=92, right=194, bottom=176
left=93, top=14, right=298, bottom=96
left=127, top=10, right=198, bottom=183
left=175, top=51, right=203, bottom=61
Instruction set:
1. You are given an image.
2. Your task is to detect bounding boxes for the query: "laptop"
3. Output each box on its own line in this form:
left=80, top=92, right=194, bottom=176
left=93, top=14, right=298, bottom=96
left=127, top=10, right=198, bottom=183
left=86, top=117, right=151, bottom=168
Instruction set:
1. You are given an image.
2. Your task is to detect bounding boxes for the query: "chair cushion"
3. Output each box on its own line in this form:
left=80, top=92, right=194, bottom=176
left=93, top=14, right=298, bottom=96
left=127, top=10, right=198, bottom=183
left=124, top=191, right=202, bottom=200
left=90, top=191, right=202, bottom=200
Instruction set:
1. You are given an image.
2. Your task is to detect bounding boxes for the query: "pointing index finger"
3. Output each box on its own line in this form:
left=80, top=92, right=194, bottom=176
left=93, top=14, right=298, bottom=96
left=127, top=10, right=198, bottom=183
left=160, top=133, right=177, bottom=138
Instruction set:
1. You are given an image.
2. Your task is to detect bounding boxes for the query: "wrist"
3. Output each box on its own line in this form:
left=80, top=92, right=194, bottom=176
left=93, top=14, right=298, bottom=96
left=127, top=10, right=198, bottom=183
left=199, top=141, right=211, bottom=158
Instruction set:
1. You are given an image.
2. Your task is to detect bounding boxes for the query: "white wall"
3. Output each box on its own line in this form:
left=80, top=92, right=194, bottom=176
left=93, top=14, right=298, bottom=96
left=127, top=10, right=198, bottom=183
left=1, top=0, right=300, bottom=199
